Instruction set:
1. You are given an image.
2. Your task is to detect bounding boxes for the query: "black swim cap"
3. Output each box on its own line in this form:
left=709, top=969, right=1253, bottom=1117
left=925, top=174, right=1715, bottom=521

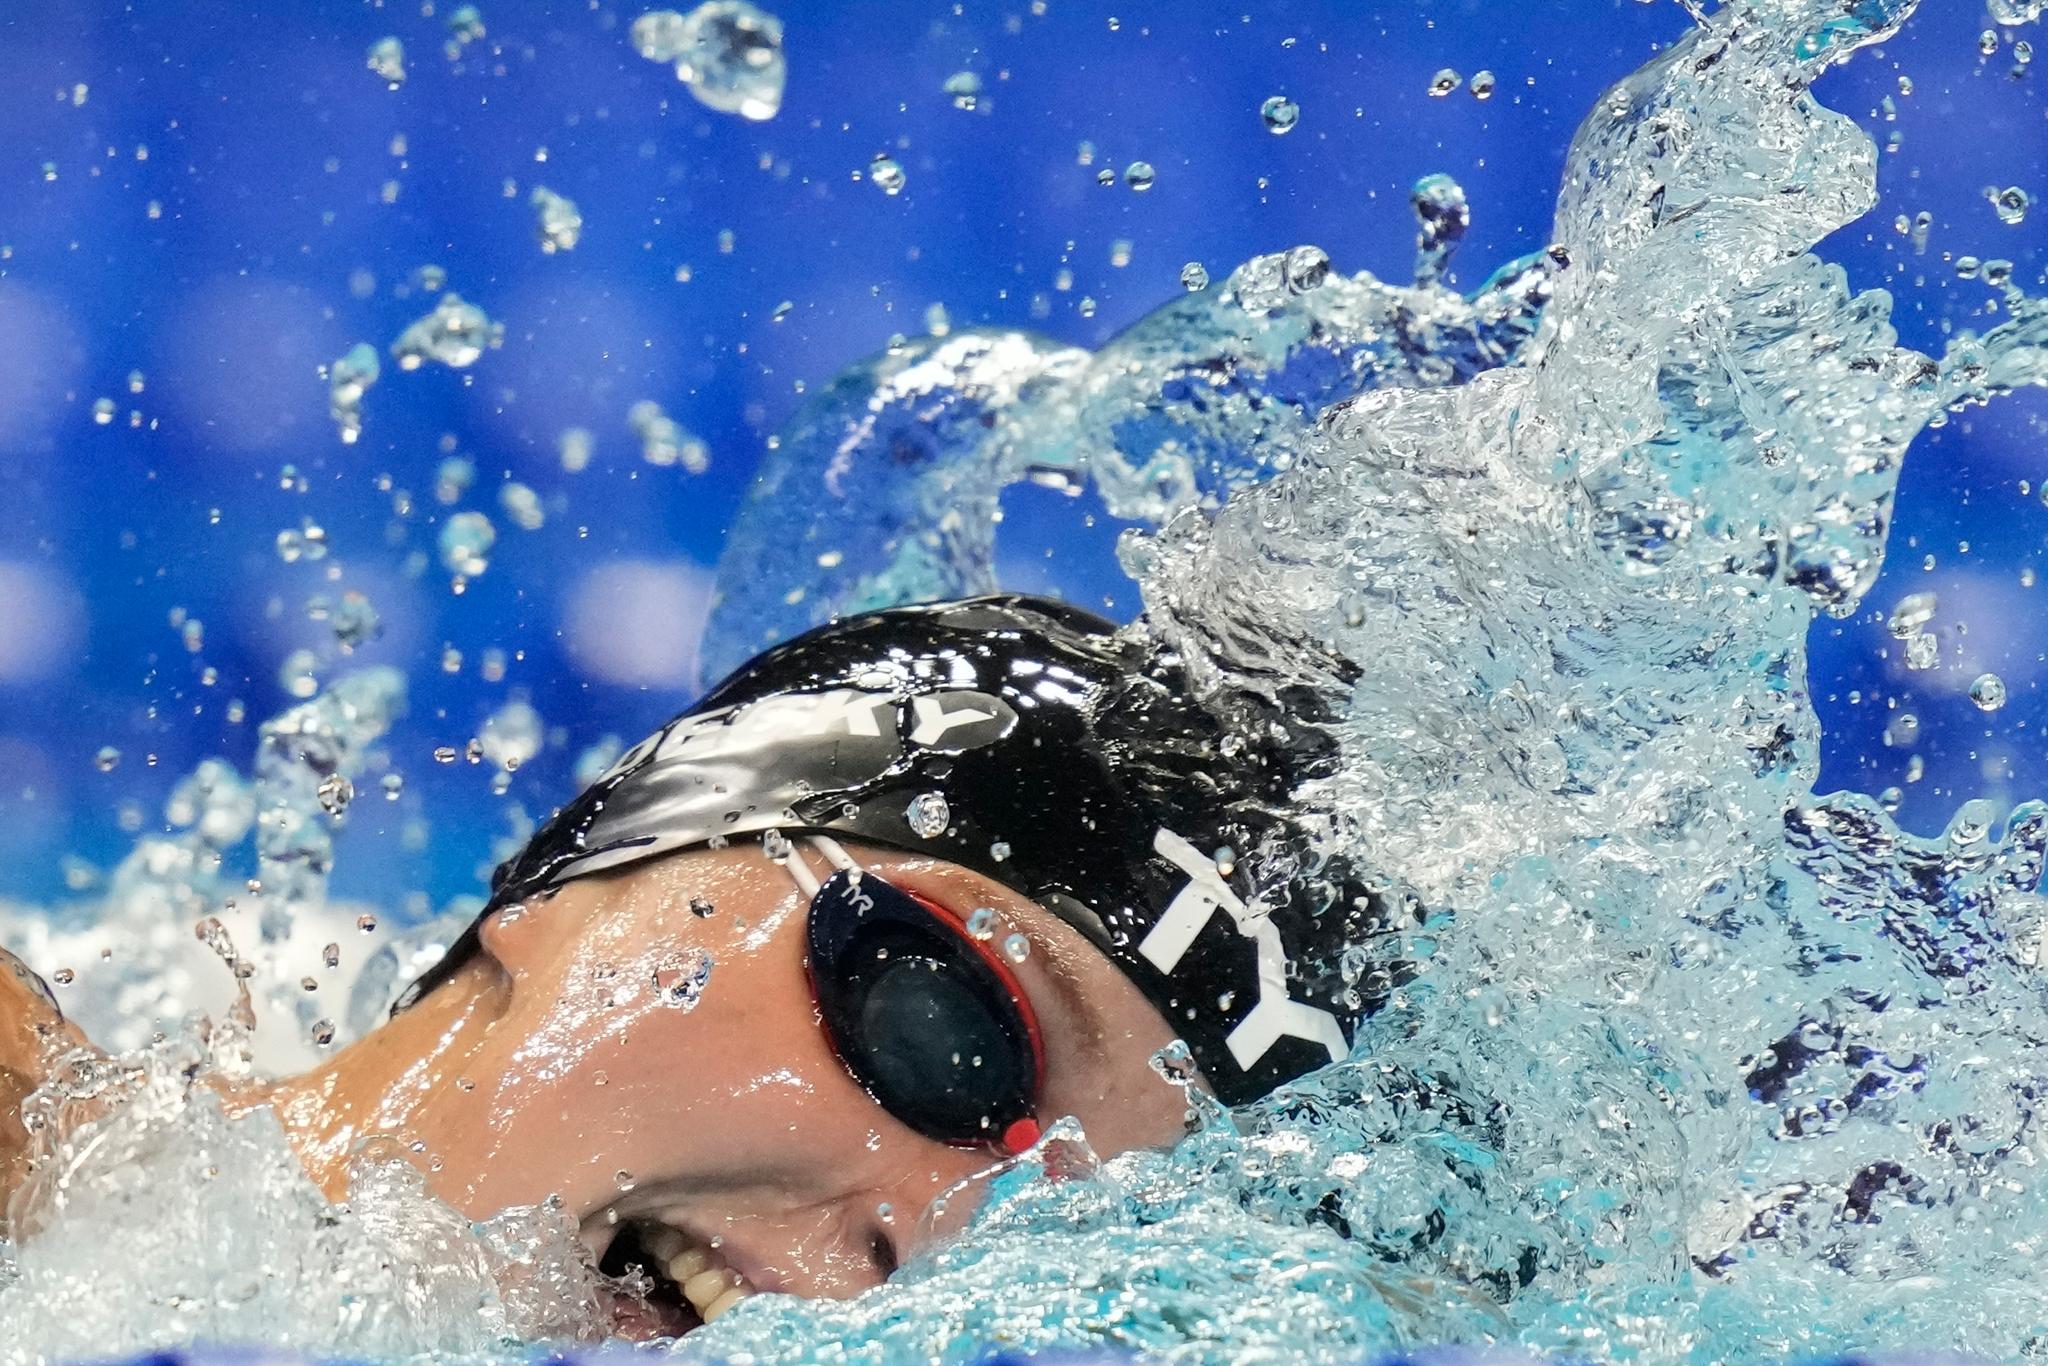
left=395, top=594, right=1394, bottom=1105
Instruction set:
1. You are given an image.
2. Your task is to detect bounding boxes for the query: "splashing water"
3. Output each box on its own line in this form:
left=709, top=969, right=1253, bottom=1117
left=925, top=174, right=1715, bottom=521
left=7, top=0, right=2048, bottom=1362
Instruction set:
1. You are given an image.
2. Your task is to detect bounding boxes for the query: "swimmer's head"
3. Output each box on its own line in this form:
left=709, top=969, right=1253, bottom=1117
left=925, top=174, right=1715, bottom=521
left=399, top=593, right=1394, bottom=1106
left=348, top=594, right=1394, bottom=1332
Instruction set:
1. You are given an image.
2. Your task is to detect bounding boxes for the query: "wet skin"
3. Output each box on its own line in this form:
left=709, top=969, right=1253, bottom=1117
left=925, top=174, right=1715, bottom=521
left=0, top=948, right=92, bottom=1221
left=257, top=840, right=1194, bottom=1317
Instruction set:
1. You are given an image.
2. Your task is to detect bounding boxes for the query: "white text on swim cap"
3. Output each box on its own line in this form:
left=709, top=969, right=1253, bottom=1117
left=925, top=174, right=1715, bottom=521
left=1138, top=828, right=1349, bottom=1073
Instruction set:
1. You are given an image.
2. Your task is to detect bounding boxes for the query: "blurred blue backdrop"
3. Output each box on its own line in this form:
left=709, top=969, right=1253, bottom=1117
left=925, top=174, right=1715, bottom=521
left=0, top=0, right=2041, bottom=918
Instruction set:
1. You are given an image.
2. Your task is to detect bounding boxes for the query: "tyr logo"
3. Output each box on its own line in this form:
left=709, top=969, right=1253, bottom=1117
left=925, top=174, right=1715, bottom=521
left=1136, top=828, right=1348, bottom=1074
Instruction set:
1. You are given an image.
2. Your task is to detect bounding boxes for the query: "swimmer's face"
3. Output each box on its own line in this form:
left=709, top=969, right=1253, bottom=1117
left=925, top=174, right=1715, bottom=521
left=409, top=841, right=1190, bottom=1334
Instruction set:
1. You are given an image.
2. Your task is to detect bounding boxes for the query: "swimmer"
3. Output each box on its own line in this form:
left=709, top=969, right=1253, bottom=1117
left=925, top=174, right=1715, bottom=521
left=0, top=595, right=1390, bottom=1339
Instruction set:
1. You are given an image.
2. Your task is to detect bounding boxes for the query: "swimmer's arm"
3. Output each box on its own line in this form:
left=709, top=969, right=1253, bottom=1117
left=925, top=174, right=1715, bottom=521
left=0, top=948, right=92, bottom=1218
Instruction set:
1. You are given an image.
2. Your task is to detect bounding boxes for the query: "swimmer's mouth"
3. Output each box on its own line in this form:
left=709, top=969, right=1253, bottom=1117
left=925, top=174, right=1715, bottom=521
left=596, top=1218, right=758, bottom=1341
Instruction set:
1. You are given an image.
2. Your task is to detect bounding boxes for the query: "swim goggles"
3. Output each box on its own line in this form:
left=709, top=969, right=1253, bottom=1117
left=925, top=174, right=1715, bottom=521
left=769, top=833, right=1046, bottom=1157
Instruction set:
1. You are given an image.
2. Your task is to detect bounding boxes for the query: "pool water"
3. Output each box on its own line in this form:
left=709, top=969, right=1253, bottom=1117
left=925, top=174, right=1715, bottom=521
left=4, top=0, right=2048, bottom=1362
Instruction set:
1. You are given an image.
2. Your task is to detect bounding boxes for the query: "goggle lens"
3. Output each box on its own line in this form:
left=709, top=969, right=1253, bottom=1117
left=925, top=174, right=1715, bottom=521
left=805, top=866, right=1043, bottom=1151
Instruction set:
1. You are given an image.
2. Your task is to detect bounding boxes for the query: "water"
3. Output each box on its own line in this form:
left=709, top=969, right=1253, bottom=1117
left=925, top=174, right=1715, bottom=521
left=3, top=0, right=2048, bottom=1362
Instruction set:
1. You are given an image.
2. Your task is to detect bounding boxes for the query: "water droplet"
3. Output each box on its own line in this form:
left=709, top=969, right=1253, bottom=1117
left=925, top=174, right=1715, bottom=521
left=91, top=396, right=115, bottom=425
left=499, top=481, right=545, bottom=531
left=1971, top=672, right=2008, bottom=711
left=1001, top=931, right=1030, bottom=963
left=1904, top=632, right=1938, bottom=671
left=559, top=427, right=594, bottom=472
left=327, top=342, right=379, bottom=445
left=1179, top=261, right=1209, bottom=291
left=391, top=294, right=504, bottom=371
left=1981, top=28, right=2002, bottom=56
left=628, top=400, right=710, bottom=472
left=1888, top=591, right=1938, bottom=637
left=310, top=1019, right=336, bottom=1046
left=1878, top=786, right=1904, bottom=813
left=1122, top=160, right=1155, bottom=192
left=1469, top=69, right=1496, bottom=99
left=439, top=511, right=496, bottom=579
left=51, top=967, right=74, bottom=986
left=905, top=792, right=950, bottom=838
left=965, top=907, right=998, bottom=940
left=1283, top=244, right=1331, bottom=293
left=1411, top=173, right=1470, bottom=287
left=615, top=1170, right=636, bottom=1191
left=356, top=914, right=378, bottom=934
left=1259, top=95, right=1299, bottom=134
left=1990, top=184, right=2032, bottom=226
left=94, top=745, right=120, bottom=773
left=280, top=649, right=320, bottom=700
left=690, top=896, right=716, bottom=917
left=989, top=839, right=1011, bottom=862
left=1429, top=67, right=1462, bottom=96
left=1212, top=846, right=1236, bottom=878
left=530, top=186, right=583, bottom=252
left=322, top=942, right=341, bottom=968
left=317, top=773, right=354, bottom=817
left=480, top=701, right=543, bottom=771
left=381, top=773, right=404, bottom=800
left=445, top=5, right=486, bottom=52
left=654, top=950, right=714, bottom=1007
left=331, top=590, right=381, bottom=653
left=944, top=70, right=982, bottom=110
left=633, top=2, right=786, bottom=121
left=367, top=36, right=406, bottom=87
left=433, top=745, right=458, bottom=764
left=869, top=153, right=907, bottom=196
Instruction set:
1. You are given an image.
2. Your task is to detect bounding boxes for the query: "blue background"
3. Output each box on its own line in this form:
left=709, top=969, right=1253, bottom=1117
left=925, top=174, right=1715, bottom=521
left=0, top=1, right=2041, bottom=917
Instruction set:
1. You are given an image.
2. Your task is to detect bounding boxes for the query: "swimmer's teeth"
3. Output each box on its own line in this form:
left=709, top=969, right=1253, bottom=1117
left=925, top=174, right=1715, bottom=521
left=667, top=1245, right=712, bottom=1283
left=649, top=1227, right=755, bottom=1322
left=702, top=1281, right=752, bottom=1322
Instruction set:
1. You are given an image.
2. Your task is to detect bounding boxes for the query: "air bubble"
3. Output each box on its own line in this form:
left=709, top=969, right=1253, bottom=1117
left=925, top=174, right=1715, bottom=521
left=1259, top=95, right=1299, bottom=134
